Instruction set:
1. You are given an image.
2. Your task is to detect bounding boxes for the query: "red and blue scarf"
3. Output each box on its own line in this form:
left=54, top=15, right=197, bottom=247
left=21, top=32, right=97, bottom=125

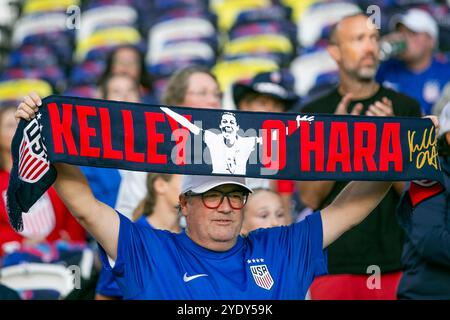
left=7, top=95, right=444, bottom=231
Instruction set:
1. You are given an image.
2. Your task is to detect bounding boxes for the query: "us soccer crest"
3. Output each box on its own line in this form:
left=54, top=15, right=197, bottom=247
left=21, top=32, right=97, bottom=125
left=250, top=264, right=274, bottom=290
left=18, top=116, right=50, bottom=183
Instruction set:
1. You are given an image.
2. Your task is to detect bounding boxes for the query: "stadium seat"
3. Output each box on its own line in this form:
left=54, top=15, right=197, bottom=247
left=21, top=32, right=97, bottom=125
left=77, top=5, right=138, bottom=42
left=297, top=1, right=361, bottom=48
left=0, top=79, right=52, bottom=102
left=0, top=263, right=76, bottom=299
left=290, top=49, right=338, bottom=97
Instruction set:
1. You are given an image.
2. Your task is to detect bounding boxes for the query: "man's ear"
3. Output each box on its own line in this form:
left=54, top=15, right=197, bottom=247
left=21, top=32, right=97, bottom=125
left=327, top=44, right=341, bottom=63
left=179, top=194, right=188, bottom=217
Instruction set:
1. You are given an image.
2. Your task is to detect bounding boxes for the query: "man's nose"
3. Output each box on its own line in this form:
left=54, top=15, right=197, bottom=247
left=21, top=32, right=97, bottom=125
left=364, top=37, right=378, bottom=54
left=217, top=196, right=233, bottom=213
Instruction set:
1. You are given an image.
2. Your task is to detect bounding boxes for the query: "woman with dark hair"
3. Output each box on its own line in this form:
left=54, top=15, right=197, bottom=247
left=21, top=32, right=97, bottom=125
left=161, top=65, right=222, bottom=109
left=96, top=173, right=182, bottom=300
left=100, top=45, right=155, bottom=104
left=115, top=65, right=222, bottom=217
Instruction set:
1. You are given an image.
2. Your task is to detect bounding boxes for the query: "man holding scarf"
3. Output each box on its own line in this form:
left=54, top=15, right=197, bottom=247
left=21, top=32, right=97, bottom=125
left=14, top=90, right=438, bottom=299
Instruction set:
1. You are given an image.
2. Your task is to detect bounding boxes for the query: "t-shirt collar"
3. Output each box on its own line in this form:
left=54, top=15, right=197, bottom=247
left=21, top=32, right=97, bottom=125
left=177, top=230, right=244, bottom=259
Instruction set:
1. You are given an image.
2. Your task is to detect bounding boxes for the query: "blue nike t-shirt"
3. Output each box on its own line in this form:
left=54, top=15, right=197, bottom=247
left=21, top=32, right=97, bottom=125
left=376, top=55, right=450, bottom=115
left=96, top=216, right=151, bottom=298
left=98, top=211, right=327, bottom=300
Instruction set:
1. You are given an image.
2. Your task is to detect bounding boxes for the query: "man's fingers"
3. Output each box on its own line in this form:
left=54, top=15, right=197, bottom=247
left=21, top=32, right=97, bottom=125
left=335, top=93, right=353, bottom=115
left=375, top=101, right=393, bottom=116
left=382, top=97, right=392, bottom=107
left=350, top=103, right=363, bottom=115
left=424, top=115, right=439, bottom=130
left=14, top=109, right=32, bottom=122
left=29, top=92, right=42, bottom=107
left=371, top=102, right=386, bottom=116
left=23, top=95, right=39, bottom=109
left=367, top=101, right=393, bottom=117
left=17, top=102, right=36, bottom=119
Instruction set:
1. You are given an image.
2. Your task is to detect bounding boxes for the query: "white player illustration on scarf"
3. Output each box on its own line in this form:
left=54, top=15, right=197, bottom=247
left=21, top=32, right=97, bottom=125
left=160, top=107, right=258, bottom=175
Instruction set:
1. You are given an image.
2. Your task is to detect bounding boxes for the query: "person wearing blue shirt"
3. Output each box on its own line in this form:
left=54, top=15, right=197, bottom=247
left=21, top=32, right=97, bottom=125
left=23, top=152, right=402, bottom=300
left=16, top=93, right=439, bottom=300
left=95, top=214, right=150, bottom=299
left=377, top=8, right=450, bottom=115
left=95, top=173, right=182, bottom=300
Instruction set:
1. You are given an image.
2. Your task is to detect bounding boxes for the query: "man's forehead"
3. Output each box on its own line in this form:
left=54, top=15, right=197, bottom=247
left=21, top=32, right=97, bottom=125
left=210, top=184, right=246, bottom=192
left=337, top=15, right=379, bottom=38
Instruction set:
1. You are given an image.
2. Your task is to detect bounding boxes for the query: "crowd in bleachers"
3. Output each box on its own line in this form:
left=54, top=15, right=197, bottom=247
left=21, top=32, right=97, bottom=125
left=1, top=0, right=450, bottom=300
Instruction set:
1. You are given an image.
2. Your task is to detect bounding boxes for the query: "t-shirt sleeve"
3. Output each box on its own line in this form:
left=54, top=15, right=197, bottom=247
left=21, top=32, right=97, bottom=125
left=95, top=266, right=123, bottom=298
left=290, top=211, right=328, bottom=285
left=97, top=211, right=159, bottom=297
left=267, top=211, right=328, bottom=290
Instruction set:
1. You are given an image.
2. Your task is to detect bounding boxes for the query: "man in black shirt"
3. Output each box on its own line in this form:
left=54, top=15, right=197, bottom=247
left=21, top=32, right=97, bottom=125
left=296, top=13, right=422, bottom=300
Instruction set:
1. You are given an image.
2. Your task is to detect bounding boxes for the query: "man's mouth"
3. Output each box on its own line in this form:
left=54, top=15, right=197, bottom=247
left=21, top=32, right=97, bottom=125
left=212, top=219, right=233, bottom=226
left=361, top=56, right=376, bottom=65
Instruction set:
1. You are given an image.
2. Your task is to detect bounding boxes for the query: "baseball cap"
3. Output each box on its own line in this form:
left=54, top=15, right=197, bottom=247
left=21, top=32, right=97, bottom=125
left=181, top=175, right=253, bottom=194
left=232, top=70, right=299, bottom=110
left=439, top=102, right=450, bottom=137
left=393, top=8, right=438, bottom=39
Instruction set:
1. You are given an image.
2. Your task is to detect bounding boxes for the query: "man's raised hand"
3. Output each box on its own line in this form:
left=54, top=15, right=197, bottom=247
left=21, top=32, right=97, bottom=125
left=15, top=92, right=42, bottom=122
left=335, top=93, right=363, bottom=116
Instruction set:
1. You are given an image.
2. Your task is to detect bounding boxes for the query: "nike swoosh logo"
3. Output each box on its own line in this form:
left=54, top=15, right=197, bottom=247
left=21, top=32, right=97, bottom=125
left=183, top=272, right=208, bottom=282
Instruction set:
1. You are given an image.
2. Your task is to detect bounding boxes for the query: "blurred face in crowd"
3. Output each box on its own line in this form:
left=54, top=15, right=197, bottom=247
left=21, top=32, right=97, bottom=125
left=0, top=107, right=17, bottom=170
left=397, top=24, right=435, bottom=64
left=240, top=189, right=287, bottom=235
left=183, top=72, right=222, bottom=109
left=239, top=94, right=285, bottom=113
left=328, top=14, right=380, bottom=81
left=105, top=75, right=141, bottom=103
left=159, top=174, right=182, bottom=210
left=179, top=184, right=248, bottom=251
left=0, top=107, right=17, bottom=154
left=111, top=47, right=141, bottom=81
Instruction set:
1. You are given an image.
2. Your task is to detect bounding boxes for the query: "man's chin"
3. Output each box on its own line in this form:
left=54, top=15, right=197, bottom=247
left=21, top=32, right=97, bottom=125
left=357, top=69, right=377, bottom=81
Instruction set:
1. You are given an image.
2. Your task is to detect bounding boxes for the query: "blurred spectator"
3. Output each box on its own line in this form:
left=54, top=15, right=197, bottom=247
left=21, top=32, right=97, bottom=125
left=100, top=45, right=156, bottom=104
left=432, top=81, right=450, bottom=117
left=377, top=8, right=450, bottom=115
left=240, top=188, right=289, bottom=236
left=96, top=173, right=182, bottom=300
left=232, top=70, right=301, bottom=221
left=232, top=70, right=300, bottom=113
left=395, top=104, right=450, bottom=299
left=298, top=13, right=421, bottom=300
left=79, top=74, right=140, bottom=210
left=0, top=105, right=86, bottom=257
left=115, top=65, right=223, bottom=218
left=161, top=65, right=222, bottom=109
